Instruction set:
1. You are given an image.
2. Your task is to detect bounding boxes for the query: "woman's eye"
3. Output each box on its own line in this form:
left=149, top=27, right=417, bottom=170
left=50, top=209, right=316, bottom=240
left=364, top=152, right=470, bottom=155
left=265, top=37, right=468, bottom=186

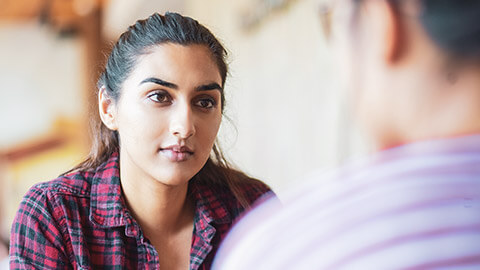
left=148, top=91, right=171, bottom=104
left=195, top=98, right=216, bottom=109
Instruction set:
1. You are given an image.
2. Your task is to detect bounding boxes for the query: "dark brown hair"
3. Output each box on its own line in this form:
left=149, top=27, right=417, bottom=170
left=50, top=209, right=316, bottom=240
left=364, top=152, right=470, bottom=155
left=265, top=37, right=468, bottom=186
left=71, top=12, right=257, bottom=208
left=353, top=0, right=480, bottom=60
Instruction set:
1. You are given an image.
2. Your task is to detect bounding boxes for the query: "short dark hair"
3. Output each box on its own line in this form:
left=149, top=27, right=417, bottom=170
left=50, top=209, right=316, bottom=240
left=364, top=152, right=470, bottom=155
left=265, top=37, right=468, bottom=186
left=418, top=0, right=480, bottom=59
left=352, top=0, right=480, bottom=60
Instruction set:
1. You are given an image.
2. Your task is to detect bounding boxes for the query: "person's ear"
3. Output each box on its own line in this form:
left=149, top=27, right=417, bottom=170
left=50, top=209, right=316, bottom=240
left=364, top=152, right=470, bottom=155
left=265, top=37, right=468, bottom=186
left=365, top=0, right=404, bottom=64
left=98, top=86, right=118, bottom=130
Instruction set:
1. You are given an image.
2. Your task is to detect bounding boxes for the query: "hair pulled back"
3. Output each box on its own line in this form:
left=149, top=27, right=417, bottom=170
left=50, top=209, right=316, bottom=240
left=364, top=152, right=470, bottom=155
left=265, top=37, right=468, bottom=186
left=72, top=12, right=256, bottom=207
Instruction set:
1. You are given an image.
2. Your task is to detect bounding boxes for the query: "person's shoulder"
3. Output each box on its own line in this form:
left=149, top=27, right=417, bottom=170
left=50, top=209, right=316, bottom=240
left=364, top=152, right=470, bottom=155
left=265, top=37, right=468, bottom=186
left=234, top=171, right=273, bottom=202
left=195, top=167, right=275, bottom=217
left=220, top=169, right=274, bottom=207
left=25, top=168, right=95, bottom=203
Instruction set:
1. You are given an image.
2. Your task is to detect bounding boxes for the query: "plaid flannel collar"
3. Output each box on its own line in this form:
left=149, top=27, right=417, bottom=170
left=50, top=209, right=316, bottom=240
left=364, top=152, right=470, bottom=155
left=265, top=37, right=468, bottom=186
left=88, top=152, right=232, bottom=231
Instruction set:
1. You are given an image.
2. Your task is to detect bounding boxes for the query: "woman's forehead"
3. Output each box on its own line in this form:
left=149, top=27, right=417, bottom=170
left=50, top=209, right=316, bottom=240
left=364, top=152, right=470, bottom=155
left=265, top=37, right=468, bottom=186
left=128, top=44, right=223, bottom=86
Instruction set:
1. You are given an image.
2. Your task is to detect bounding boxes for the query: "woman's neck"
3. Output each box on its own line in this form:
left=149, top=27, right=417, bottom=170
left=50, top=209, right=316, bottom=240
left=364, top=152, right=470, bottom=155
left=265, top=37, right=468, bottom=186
left=375, top=65, right=480, bottom=150
left=119, top=157, right=194, bottom=238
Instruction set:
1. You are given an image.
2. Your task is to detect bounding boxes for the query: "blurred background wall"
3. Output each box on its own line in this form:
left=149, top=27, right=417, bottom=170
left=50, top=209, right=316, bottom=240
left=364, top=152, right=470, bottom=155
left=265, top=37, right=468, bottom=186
left=0, top=0, right=368, bottom=253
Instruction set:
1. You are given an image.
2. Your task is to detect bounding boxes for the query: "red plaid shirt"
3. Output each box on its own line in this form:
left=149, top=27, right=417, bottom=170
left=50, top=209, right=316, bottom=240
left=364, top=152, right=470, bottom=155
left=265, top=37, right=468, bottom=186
left=10, top=152, right=272, bottom=269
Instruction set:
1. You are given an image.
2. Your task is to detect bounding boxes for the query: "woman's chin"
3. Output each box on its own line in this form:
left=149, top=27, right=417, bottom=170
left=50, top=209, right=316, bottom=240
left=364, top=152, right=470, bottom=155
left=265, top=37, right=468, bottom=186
left=151, top=170, right=196, bottom=187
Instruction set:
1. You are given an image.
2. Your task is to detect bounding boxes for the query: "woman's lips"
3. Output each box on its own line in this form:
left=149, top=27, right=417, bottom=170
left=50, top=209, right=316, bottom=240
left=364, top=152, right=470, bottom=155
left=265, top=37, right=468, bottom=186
left=159, top=145, right=193, bottom=162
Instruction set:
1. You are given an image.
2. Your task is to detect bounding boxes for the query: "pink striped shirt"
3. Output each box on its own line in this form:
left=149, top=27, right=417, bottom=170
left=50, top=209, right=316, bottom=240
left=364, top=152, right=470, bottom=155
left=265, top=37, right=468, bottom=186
left=214, top=134, right=480, bottom=269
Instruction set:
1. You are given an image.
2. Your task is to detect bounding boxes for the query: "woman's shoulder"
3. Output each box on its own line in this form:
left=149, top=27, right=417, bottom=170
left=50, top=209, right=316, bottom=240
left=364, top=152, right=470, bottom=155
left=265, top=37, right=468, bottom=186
left=230, top=171, right=273, bottom=204
left=10, top=168, right=101, bottom=268
left=22, top=169, right=96, bottom=208
left=200, top=167, right=274, bottom=210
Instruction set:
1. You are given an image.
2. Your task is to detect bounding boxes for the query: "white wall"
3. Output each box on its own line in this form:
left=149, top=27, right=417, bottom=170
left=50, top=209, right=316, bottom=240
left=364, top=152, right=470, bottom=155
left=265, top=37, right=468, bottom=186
left=0, top=23, right=83, bottom=148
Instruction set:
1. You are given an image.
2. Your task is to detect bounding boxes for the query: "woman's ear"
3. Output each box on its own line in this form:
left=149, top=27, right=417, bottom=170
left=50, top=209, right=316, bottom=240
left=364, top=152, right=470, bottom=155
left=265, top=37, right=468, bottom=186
left=365, top=0, right=405, bottom=65
left=98, top=86, right=118, bottom=131
left=383, top=0, right=404, bottom=64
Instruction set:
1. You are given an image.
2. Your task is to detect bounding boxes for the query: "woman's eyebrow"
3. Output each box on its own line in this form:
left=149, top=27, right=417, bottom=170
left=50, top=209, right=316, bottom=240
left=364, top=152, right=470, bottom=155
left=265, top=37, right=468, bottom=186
left=139, top=77, right=178, bottom=89
left=140, top=77, right=222, bottom=92
left=195, top=83, right=223, bottom=92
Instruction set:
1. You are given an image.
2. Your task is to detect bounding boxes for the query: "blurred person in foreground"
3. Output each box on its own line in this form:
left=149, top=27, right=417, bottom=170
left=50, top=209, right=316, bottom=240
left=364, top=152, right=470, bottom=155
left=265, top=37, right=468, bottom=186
left=9, top=12, right=272, bottom=269
left=213, top=0, right=480, bottom=269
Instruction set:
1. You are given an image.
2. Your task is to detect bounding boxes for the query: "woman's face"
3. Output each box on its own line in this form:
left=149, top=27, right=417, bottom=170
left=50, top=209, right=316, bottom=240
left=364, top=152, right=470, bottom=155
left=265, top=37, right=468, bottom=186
left=104, top=43, right=223, bottom=186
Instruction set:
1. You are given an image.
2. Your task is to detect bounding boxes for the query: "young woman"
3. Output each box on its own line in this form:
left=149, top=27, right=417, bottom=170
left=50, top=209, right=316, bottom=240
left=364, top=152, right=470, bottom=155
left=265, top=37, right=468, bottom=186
left=10, top=12, right=272, bottom=270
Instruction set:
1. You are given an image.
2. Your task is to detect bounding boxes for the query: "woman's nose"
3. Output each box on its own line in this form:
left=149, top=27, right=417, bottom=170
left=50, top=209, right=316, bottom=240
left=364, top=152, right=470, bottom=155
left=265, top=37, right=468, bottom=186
left=169, top=102, right=196, bottom=139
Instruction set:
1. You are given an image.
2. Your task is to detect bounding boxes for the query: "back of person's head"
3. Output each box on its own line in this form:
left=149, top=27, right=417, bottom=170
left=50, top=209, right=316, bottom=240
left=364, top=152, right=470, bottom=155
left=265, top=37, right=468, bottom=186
left=418, top=0, right=480, bottom=60
left=329, top=0, right=480, bottom=149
